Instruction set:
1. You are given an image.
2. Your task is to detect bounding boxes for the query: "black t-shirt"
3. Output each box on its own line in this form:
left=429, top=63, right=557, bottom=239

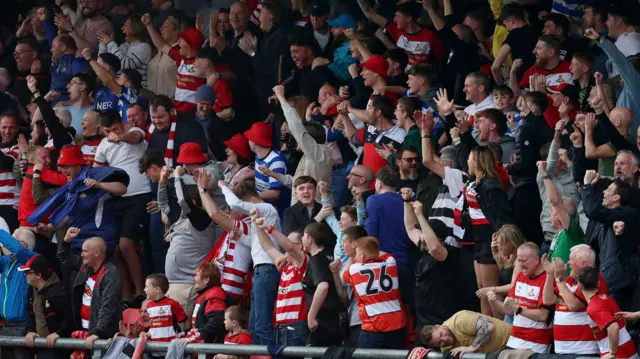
left=414, top=245, right=466, bottom=326
left=504, top=25, right=537, bottom=78
left=388, top=73, right=409, bottom=87
left=559, top=38, right=586, bottom=62
left=303, top=252, right=344, bottom=326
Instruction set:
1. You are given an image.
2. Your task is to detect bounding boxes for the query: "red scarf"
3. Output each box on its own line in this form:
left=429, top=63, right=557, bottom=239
left=146, top=115, right=178, bottom=167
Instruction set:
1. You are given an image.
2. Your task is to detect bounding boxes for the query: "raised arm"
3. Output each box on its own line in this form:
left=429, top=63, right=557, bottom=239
left=83, top=49, right=123, bottom=95
left=197, top=171, right=234, bottom=232
left=538, top=162, right=571, bottom=230
left=141, top=13, right=173, bottom=55
left=401, top=188, right=422, bottom=247
left=355, top=0, right=387, bottom=28
left=419, top=110, right=445, bottom=178
left=414, top=201, right=448, bottom=261
left=252, top=216, right=285, bottom=264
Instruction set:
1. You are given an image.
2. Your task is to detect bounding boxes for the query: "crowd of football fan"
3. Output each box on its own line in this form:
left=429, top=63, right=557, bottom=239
left=2, top=0, right=640, bottom=357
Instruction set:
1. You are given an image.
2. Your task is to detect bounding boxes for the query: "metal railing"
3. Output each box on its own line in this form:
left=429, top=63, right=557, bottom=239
left=0, top=336, right=601, bottom=359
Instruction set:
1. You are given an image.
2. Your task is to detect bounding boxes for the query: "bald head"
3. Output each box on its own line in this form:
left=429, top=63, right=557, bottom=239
left=610, top=107, right=633, bottom=133
left=349, top=165, right=374, bottom=189
left=81, top=237, right=107, bottom=269
left=230, top=1, right=249, bottom=32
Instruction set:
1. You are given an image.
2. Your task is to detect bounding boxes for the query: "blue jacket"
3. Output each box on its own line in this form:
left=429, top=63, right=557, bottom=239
left=0, top=230, right=37, bottom=323
left=50, top=54, right=91, bottom=102
left=28, top=166, right=129, bottom=249
left=600, top=39, right=640, bottom=134
left=365, top=192, right=412, bottom=264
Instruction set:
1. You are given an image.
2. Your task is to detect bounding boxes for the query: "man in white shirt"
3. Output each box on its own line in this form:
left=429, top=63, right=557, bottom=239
left=605, top=4, right=640, bottom=78
left=218, top=181, right=281, bottom=345
left=93, top=110, right=151, bottom=308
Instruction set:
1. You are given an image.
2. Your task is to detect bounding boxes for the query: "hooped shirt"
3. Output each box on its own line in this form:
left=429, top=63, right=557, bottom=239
left=587, top=292, right=639, bottom=359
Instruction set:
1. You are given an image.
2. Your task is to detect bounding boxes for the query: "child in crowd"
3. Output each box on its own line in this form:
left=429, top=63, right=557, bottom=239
left=315, top=181, right=364, bottom=267
left=182, top=263, right=227, bottom=344
left=342, top=236, right=406, bottom=349
left=213, top=306, right=252, bottom=359
left=330, top=225, right=368, bottom=347
left=510, top=91, right=550, bottom=142
left=143, top=274, right=188, bottom=342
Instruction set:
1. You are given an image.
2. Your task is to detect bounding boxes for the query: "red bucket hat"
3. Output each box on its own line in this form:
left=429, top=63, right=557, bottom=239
left=361, top=54, right=389, bottom=79
left=224, top=133, right=252, bottom=160
left=177, top=142, right=207, bottom=164
left=57, top=146, right=86, bottom=166
left=179, top=28, right=206, bottom=52
left=244, top=122, right=273, bottom=148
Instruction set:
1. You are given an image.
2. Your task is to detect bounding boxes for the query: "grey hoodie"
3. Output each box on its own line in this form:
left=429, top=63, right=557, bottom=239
left=497, top=135, right=517, bottom=165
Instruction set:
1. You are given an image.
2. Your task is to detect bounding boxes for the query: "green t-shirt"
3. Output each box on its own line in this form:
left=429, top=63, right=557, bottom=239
left=548, top=217, right=585, bottom=276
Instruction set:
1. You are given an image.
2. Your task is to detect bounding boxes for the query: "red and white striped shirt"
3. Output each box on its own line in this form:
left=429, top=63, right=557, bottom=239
left=385, top=22, right=444, bottom=66
left=553, top=275, right=606, bottom=354
left=507, top=271, right=553, bottom=353
left=81, top=266, right=105, bottom=330
left=454, top=181, right=489, bottom=226
left=224, top=331, right=252, bottom=345
left=168, top=47, right=205, bottom=114
left=588, top=293, right=639, bottom=359
left=81, top=137, right=104, bottom=166
left=0, top=144, right=20, bottom=208
left=343, top=253, right=405, bottom=333
left=214, top=219, right=252, bottom=300
left=275, top=255, right=308, bottom=325
left=147, top=297, right=188, bottom=342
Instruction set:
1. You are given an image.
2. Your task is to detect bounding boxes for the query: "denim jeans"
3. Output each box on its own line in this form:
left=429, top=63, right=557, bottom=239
left=145, top=212, right=167, bottom=274
left=359, top=328, right=406, bottom=349
left=249, top=264, right=280, bottom=344
left=274, top=320, right=309, bottom=346
left=332, top=165, right=351, bottom=208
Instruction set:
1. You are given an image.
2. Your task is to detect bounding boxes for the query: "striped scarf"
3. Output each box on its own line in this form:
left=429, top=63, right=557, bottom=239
left=70, top=330, right=89, bottom=359
left=146, top=115, right=178, bottom=167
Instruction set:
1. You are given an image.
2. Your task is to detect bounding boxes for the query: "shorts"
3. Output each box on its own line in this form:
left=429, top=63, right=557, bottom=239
left=115, top=193, right=152, bottom=241
left=474, top=240, right=496, bottom=265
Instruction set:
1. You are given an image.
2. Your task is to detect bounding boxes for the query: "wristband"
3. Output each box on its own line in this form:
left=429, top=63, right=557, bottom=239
left=34, top=169, right=41, bottom=175
left=542, top=175, right=551, bottom=180
left=403, top=198, right=412, bottom=203
left=199, top=187, right=207, bottom=193
left=267, top=226, right=275, bottom=234
left=515, top=307, right=523, bottom=316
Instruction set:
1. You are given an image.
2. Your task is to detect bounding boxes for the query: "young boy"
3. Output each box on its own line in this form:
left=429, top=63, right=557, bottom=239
left=143, top=274, right=188, bottom=342
left=579, top=266, right=638, bottom=359
left=330, top=225, right=368, bottom=347
left=342, top=236, right=406, bottom=349
left=182, top=263, right=227, bottom=344
left=213, top=306, right=252, bottom=359
left=510, top=91, right=550, bottom=141
left=252, top=209, right=344, bottom=346
left=315, top=181, right=364, bottom=267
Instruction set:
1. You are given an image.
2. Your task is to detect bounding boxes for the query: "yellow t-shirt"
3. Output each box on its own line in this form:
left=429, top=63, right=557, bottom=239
left=441, top=310, right=512, bottom=353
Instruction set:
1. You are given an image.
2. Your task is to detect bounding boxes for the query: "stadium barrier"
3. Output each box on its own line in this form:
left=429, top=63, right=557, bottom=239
left=0, top=336, right=601, bottom=359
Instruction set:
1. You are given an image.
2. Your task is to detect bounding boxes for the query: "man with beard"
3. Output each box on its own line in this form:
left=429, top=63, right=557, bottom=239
left=542, top=13, right=585, bottom=62
left=510, top=35, right=572, bottom=128
left=54, top=0, right=113, bottom=54
left=488, top=243, right=553, bottom=353
left=305, top=1, right=332, bottom=57
left=395, top=147, right=420, bottom=192
left=582, top=3, right=608, bottom=76
left=48, top=35, right=90, bottom=104
left=12, top=39, right=49, bottom=108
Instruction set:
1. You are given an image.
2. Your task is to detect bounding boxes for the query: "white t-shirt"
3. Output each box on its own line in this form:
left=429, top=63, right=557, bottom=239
left=609, top=32, right=640, bottom=77
left=94, top=127, right=151, bottom=197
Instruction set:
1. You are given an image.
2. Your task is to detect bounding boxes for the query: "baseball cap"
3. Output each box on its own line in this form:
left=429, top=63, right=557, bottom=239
left=18, top=255, right=54, bottom=278
left=309, top=0, right=330, bottom=16
left=328, top=14, right=357, bottom=29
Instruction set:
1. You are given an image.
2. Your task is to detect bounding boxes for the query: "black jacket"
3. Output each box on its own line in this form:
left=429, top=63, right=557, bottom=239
left=284, top=64, right=343, bottom=102
left=193, top=285, right=226, bottom=343
left=254, top=22, right=295, bottom=115
left=283, top=201, right=322, bottom=235
left=583, top=182, right=639, bottom=292
left=508, top=177, right=544, bottom=245
left=475, top=177, right=512, bottom=232
left=25, top=275, right=71, bottom=336
left=57, top=241, right=122, bottom=338
left=518, top=113, right=553, bottom=172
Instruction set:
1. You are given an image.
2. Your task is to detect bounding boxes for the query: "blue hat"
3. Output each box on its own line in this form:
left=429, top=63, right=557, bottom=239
left=328, top=14, right=357, bottom=30
left=195, top=85, right=216, bottom=103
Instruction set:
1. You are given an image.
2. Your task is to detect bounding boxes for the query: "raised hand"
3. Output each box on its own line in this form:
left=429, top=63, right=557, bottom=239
left=64, top=227, right=81, bottom=243
left=583, top=28, right=600, bottom=41
left=26, top=76, right=38, bottom=94
left=81, top=48, right=92, bottom=61
left=174, top=166, right=185, bottom=177
left=435, top=88, right=455, bottom=116
left=537, top=161, right=548, bottom=176
left=412, top=201, right=424, bottom=216
left=318, top=181, right=329, bottom=195
left=614, top=221, right=625, bottom=235
left=44, top=90, right=60, bottom=102
left=197, top=170, right=211, bottom=189
left=329, top=259, right=342, bottom=273
left=141, top=13, right=152, bottom=26
left=570, top=125, right=583, bottom=147
left=594, top=72, right=603, bottom=86
left=510, top=59, right=523, bottom=74
left=196, top=13, right=205, bottom=33
left=400, top=187, right=413, bottom=202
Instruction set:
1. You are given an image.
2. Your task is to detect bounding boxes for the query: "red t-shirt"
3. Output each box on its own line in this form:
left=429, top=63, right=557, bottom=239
left=588, top=292, right=638, bottom=358
left=224, top=331, right=252, bottom=345
left=213, top=79, right=233, bottom=114
left=168, top=47, right=205, bottom=114
left=385, top=22, right=444, bottom=66
left=519, top=61, right=572, bottom=128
